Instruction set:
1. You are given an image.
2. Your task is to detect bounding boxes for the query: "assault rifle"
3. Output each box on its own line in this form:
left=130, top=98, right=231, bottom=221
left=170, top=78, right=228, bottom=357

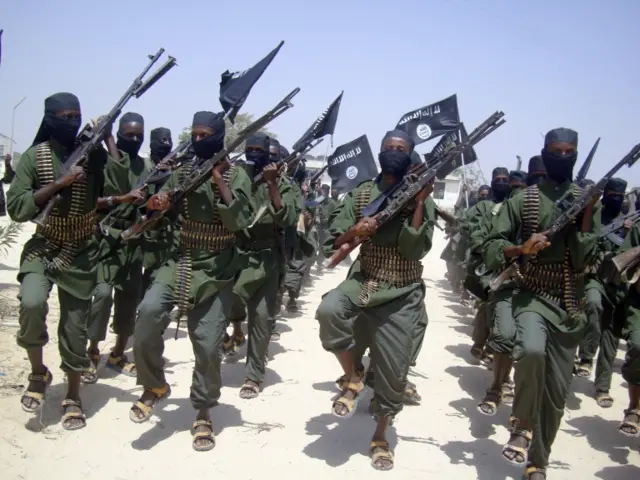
left=253, top=138, right=324, bottom=183
left=99, top=141, right=193, bottom=234
left=120, top=88, right=300, bottom=241
left=490, top=143, right=640, bottom=291
left=575, top=137, right=600, bottom=184
left=598, top=210, right=640, bottom=247
left=34, top=48, right=177, bottom=227
left=325, top=111, right=506, bottom=268
left=516, top=155, right=522, bottom=171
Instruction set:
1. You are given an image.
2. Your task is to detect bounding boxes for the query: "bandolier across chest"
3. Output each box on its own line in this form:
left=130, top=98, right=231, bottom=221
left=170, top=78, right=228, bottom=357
left=354, top=184, right=424, bottom=305
left=515, top=184, right=586, bottom=317
left=24, top=143, right=97, bottom=271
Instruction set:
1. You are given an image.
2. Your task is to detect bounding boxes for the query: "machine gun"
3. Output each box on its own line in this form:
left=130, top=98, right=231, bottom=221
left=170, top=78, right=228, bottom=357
left=98, top=140, right=193, bottom=235
left=490, top=143, right=640, bottom=291
left=325, top=111, right=506, bottom=268
left=120, top=88, right=300, bottom=241
left=34, top=48, right=177, bottom=227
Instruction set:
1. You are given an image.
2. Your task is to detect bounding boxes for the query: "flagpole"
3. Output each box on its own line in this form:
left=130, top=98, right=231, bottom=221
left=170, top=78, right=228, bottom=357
left=9, top=96, right=27, bottom=156
left=458, top=125, right=469, bottom=208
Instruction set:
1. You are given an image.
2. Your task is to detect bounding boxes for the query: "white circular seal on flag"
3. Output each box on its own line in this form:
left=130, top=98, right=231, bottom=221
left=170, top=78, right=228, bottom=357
left=346, top=166, right=358, bottom=180
left=416, top=124, right=432, bottom=140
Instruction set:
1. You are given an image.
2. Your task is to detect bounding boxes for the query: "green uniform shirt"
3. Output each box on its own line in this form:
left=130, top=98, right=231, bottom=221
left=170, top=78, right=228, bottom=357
left=324, top=179, right=436, bottom=307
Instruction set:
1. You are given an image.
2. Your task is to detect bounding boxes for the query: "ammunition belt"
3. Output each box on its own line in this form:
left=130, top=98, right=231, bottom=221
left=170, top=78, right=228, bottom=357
left=26, top=143, right=94, bottom=271
left=355, top=186, right=372, bottom=222
left=357, top=243, right=423, bottom=305
left=173, top=162, right=233, bottom=322
left=522, top=185, right=540, bottom=256
left=180, top=220, right=234, bottom=251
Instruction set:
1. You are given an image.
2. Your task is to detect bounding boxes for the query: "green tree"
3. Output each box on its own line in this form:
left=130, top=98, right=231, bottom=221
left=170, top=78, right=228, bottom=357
left=178, top=112, right=278, bottom=153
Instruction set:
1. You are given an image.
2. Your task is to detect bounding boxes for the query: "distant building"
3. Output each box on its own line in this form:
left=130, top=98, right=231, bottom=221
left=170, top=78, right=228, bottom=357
left=0, top=133, right=13, bottom=158
left=432, top=174, right=462, bottom=212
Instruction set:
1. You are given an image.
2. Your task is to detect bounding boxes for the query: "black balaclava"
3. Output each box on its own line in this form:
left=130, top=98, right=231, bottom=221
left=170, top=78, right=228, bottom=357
left=478, top=185, right=491, bottom=201
left=280, top=145, right=290, bottom=160
left=149, top=127, right=173, bottom=161
left=541, top=128, right=578, bottom=184
left=527, top=155, right=546, bottom=186
left=269, top=138, right=282, bottom=163
left=32, top=92, right=82, bottom=149
left=244, top=132, right=271, bottom=174
left=378, top=129, right=415, bottom=176
left=116, top=112, right=144, bottom=158
left=491, top=167, right=510, bottom=202
left=509, top=170, right=527, bottom=190
left=601, top=177, right=627, bottom=221
left=191, top=111, right=225, bottom=160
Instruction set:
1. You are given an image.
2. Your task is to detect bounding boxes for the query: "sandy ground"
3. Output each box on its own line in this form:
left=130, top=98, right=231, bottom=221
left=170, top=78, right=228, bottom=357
left=0, top=217, right=638, bottom=480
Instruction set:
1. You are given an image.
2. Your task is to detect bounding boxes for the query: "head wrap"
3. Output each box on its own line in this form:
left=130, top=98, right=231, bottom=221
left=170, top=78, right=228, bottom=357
left=269, top=137, right=282, bottom=162
left=528, top=155, right=546, bottom=175
left=478, top=184, right=491, bottom=194
left=149, top=127, right=173, bottom=160
left=492, top=167, right=509, bottom=179
left=119, top=112, right=144, bottom=130
left=280, top=145, right=290, bottom=159
left=244, top=132, right=271, bottom=169
left=544, top=128, right=578, bottom=148
left=380, top=129, right=415, bottom=152
left=510, top=170, right=527, bottom=182
left=606, top=178, right=627, bottom=194
left=150, top=127, right=171, bottom=143
left=32, top=92, right=82, bottom=147
left=191, top=111, right=226, bottom=159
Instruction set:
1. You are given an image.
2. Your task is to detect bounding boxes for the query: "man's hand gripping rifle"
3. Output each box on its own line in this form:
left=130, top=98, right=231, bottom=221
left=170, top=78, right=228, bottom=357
left=34, top=48, right=177, bottom=227
left=490, top=143, right=640, bottom=292
left=120, top=88, right=301, bottom=241
left=325, top=111, right=506, bottom=269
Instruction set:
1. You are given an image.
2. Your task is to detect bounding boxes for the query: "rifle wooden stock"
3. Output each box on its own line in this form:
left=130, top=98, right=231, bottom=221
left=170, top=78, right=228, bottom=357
left=613, top=245, right=640, bottom=284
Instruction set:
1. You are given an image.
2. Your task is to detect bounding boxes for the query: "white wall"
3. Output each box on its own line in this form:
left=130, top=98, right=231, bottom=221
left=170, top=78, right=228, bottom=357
left=432, top=176, right=461, bottom=212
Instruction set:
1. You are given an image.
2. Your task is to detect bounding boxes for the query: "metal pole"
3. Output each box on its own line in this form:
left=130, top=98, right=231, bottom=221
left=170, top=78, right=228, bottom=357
left=9, top=96, right=27, bottom=156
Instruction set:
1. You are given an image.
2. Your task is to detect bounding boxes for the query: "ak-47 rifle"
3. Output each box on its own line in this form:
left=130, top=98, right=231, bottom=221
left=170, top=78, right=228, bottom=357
left=120, top=88, right=300, bottom=241
left=516, top=155, right=522, bottom=171
left=598, top=210, right=640, bottom=247
left=309, top=164, right=328, bottom=186
left=34, top=48, right=177, bottom=227
left=254, top=138, right=323, bottom=183
left=490, top=143, right=640, bottom=291
left=99, top=140, right=193, bottom=234
left=325, top=111, right=506, bottom=268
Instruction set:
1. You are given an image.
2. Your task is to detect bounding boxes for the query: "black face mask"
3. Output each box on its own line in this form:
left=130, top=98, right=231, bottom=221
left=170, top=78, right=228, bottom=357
left=150, top=140, right=172, bottom=160
left=116, top=132, right=143, bottom=158
left=541, top=150, right=577, bottom=184
left=192, top=134, right=224, bottom=160
left=378, top=150, right=411, bottom=176
left=44, top=113, right=81, bottom=149
left=245, top=151, right=270, bottom=174
left=492, top=180, right=511, bottom=202
left=602, top=196, right=624, bottom=218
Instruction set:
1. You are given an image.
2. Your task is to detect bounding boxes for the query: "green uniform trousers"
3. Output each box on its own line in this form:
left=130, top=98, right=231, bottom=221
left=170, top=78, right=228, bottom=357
left=578, top=286, right=621, bottom=392
left=487, top=291, right=515, bottom=355
left=512, top=311, right=582, bottom=468
left=230, top=267, right=280, bottom=383
left=17, top=272, right=91, bottom=373
left=316, top=287, right=423, bottom=419
left=134, top=282, right=232, bottom=410
left=87, top=264, right=143, bottom=342
left=472, top=300, right=493, bottom=347
left=284, top=258, right=309, bottom=300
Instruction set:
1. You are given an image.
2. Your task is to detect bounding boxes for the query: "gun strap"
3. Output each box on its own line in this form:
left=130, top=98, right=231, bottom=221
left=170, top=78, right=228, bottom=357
left=24, top=142, right=96, bottom=272
left=173, top=163, right=234, bottom=323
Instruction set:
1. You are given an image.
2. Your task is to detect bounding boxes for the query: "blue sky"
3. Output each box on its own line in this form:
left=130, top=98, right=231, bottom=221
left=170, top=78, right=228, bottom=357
left=1, top=0, right=639, bottom=184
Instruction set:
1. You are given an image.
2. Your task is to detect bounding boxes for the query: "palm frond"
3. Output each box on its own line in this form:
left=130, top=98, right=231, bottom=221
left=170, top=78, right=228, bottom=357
left=0, top=221, right=23, bottom=257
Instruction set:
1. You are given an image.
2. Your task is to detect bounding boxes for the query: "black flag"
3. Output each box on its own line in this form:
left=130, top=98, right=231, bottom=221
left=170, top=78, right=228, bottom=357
left=424, top=123, right=477, bottom=179
left=395, top=94, right=460, bottom=145
left=328, top=135, right=378, bottom=193
left=292, top=91, right=343, bottom=152
left=219, top=40, right=284, bottom=123
left=0, top=30, right=3, bottom=67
